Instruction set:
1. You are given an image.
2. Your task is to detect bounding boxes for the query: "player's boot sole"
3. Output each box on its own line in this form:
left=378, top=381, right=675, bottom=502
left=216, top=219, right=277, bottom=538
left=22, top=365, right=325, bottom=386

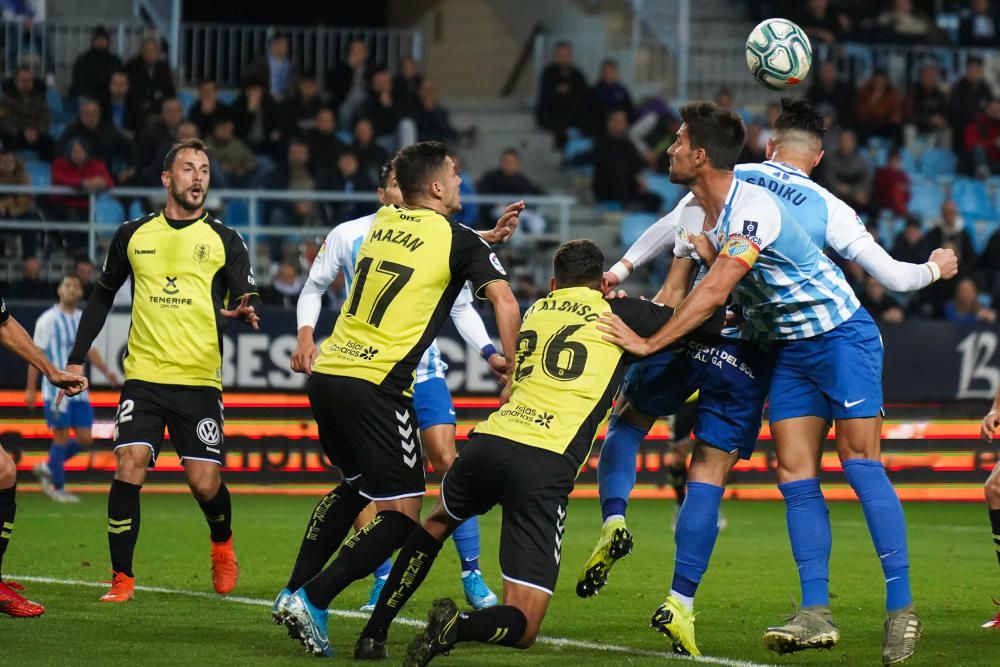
left=763, top=628, right=840, bottom=654
left=575, top=527, right=633, bottom=598
left=403, top=598, right=459, bottom=667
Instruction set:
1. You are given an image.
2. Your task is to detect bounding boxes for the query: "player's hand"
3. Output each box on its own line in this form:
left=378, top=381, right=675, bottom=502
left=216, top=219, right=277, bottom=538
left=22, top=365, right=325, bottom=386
left=982, top=410, right=1000, bottom=442
left=291, top=339, right=318, bottom=375
left=602, top=271, right=621, bottom=293
left=220, top=293, right=260, bottom=330
left=53, top=364, right=88, bottom=404
left=603, top=289, right=628, bottom=300
left=481, top=201, right=524, bottom=244
left=928, top=247, right=958, bottom=280
left=691, top=233, right=719, bottom=266
left=486, top=353, right=507, bottom=381
left=597, top=312, right=652, bottom=356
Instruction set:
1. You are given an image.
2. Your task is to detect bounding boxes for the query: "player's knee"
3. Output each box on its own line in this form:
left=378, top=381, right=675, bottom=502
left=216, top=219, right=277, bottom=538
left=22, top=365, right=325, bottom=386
left=187, top=474, right=221, bottom=501
left=618, top=403, right=655, bottom=431
left=115, top=445, right=151, bottom=476
left=426, top=447, right=456, bottom=472
left=514, top=630, right=538, bottom=649
left=0, top=451, right=16, bottom=487
left=985, top=475, right=1000, bottom=505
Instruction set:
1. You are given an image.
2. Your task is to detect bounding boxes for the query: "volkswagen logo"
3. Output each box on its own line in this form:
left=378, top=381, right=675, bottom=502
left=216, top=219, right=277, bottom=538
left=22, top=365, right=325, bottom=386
left=196, top=418, right=221, bottom=445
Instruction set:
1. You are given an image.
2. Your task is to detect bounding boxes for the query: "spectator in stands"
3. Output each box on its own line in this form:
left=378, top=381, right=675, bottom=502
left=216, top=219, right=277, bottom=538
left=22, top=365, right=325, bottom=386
left=959, top=0, right=1000, bottom=47
left=535, top=42, right=588, bottom=150
left=591, top=59, right=634, bottom=129
left=0, top=144, right=40, bottom=257
left=305, top=107, right=347, bottom=172
left=807, top=61, right=854, bottom=127
left=282, top=72, right=325, bottom=135
left=56, top=99, right=131, bottom=183
left=73, top=256, right=95, bottom=300
left=794, top=0, right=850, bottom=44
left=188, top=79, right=231, bottom=139
left=263, top=137, right=326, bottom=235
left=5, top=15, right=53, bottom=83
left=125, top=36, right=176, bottom=119
left=135, top=97, right=184, bottom=185
left=948, top=56, right=993, bottom=152
left=860, top=275, right=905, bottom=323
left=206, top=118, right=256, bottom=189
left=232, top=77, right=284, bottom=159
left=245, top=32, right=295, bottom=102
left=628, top=96, right=679, bottom=170
left=70, top=25, right=122, bottom=101
left=872, top=147, right=911, bottom=216
left=450, top=152, right=479, bottom=227
left=927, top=199, right=977, bottom=268
left=8, top=256, right=52, bottom=300
left=413, top=79, right=459, bottom=144
left=738, top=121, right=766, bottom=164
left=820, top=129, right=871, bottom=212
left=513, top=270, right=540, bottom=310
left=393, top=56, right=423, bottom=115
left=360, top=66, right=416, bottom=151
left=50, top=138, right=114, bottom=221
left=261, top=262, right=304, bottom=309
left=964, top=98, right=1000, bottom=176
left=0, top=65, right=51, bottom=159
left=100, top=69, right=143, bottom=140
left=904, top=63, right=950, bottom=151
left=757, top=101, right=782, bottom=148
left=592, top=109, right=645, bottom=206
left=328, top=38, right=373, bottom=129
left=891, top=216, right=930, bottom=264
left=945, top=276, right=996, bottom=322
left=477, top=148, right=546, bottom=232
left=977, top=223, right=1000, bottom=293
left=351, top=117, right=388, bottom=184
left=855, top=70, right=904, bottom=144
left=875, top=0, right=933, bottom=44
left=325, top=150, right=376, bottom=222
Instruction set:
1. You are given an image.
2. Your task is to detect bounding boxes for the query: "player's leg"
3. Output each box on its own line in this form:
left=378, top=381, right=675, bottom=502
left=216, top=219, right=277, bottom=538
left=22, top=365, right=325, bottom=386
left=0, top=443, right=44, bottom=617
left=982, top=461, right=1000, bottom=627
left=46, top=401, right=94, bottom=502
left=415, top=376, right=497, bottom=609
left=34, top=400, right=70, bottom=499
left=356, top=502, right=392, bottom=612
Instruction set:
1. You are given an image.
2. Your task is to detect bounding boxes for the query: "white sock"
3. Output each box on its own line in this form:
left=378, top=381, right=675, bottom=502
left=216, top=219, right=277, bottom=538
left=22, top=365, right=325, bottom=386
left=670, top=589, right=695, bottom=611
left=603, top=514, right=625, bottom=527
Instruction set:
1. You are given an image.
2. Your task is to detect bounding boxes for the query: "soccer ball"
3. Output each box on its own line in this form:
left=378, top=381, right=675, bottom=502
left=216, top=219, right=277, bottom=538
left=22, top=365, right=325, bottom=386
left=745, top=18, right=812, bottom=91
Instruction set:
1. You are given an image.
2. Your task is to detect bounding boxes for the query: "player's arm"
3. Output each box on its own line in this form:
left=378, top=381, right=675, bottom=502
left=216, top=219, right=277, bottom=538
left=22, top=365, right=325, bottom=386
left=478, top=201, right=524, bottom=245
left=450, top=286, right=506, bottom=379
left=606, top=194, right=692, bottom=288
left=293, top=229, right=345, bottom=374
left=650, top=256, right=697, bottom=307
left=24, top=310, right=49, bottom=406
left=1, top=310, right=87, bottom=397
left=484, top=282, right=519, bottom=385
left=606, top=297, right=724, bottom=355
left=219, top=227, right=262, bottom=329
left=982, top=388, right=1000, bottom=442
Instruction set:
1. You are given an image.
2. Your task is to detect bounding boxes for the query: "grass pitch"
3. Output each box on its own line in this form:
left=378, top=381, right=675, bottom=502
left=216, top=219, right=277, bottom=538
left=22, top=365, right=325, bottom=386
left=2, top=491, right=997, bottom=665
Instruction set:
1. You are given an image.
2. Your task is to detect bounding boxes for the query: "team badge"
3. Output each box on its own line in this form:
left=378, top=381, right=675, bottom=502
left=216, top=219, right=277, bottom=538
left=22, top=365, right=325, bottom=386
left=728, top=239, right=750, bottom=257
left=193, top=243, right=210, bottom=263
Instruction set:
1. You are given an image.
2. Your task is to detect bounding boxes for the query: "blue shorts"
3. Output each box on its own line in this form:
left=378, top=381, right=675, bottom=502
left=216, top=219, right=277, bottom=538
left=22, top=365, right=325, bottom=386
left=413, top=377, right=456, bottom=430
left=769, top=307, right=884, bottom=424
left=621, top=339, right=773, bottom=459
left=43, top=399, right=94, bottom=430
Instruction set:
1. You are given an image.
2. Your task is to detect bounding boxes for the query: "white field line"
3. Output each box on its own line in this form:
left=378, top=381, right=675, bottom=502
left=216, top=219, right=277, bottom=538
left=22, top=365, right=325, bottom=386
left=10, top=574, right=778, bottom=667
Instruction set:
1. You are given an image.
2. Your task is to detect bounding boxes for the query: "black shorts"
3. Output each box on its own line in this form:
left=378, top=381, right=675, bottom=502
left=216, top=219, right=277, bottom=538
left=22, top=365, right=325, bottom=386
left=113, top=379, right=224, bottom=466
left=308, top=373, right=425, bottom=501
left=441, top=433, right=576, bottom=595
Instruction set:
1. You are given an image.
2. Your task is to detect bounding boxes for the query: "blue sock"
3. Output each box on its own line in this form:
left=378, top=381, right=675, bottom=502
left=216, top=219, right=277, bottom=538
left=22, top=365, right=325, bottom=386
left=452, top=517, right=480, bottom=573
left=842, top=458, right=912, bottom=611
left=671, top=481, right=725, bottom=599
left=65, top=439, right=81, bottom=459
left=48, top=442, right=67, bottom=490
left=779, top=478, right=831, bottom=608
left=374, top=558, right=391, bottom=580
left=597, top=415, right=647, bottom=520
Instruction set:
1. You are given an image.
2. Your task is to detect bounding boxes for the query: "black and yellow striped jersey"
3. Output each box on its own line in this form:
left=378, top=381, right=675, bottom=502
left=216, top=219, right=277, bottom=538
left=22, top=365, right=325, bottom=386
left=312, top=205, right=507, bottom=394
left=474, top=287, right=677, bottom=470
left=90, top=211, right=258, bottom=389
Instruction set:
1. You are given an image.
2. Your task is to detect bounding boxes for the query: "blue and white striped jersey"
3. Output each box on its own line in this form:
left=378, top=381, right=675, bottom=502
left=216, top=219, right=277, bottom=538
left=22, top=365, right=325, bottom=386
left=32, top=305, right=88, bottom=404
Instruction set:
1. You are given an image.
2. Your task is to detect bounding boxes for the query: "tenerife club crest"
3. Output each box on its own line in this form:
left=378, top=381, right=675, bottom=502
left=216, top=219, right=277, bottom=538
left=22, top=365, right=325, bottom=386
left=193, top=243, right=210, bottom=263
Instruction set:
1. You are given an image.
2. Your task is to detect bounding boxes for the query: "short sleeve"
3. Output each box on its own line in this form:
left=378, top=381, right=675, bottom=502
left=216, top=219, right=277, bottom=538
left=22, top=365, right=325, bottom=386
left=32, top=310, right=51, bottom=348
left=221, top=226, right=260, bottom=307
left=608, top=298, right=674, bottom=338
left=825, top=199, right=870, bottom=261
left=0, top=296, right=8, bottom=326
left=97, top=223, right=135, bottom=292
left=717, top=194, right=781, bottom=271
left=449, top=224, right=508, bottom=298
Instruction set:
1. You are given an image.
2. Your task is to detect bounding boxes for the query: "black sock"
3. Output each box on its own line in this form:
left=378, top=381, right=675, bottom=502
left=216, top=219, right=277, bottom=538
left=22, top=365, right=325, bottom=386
left=455, top=605, right=529, bottom=647
left=362, top=526, right=444, bottom=642
left=0, top=484, right=16, bottom=581
left=197, top=483, right=232, bottom=543
left=107, top=479, right=141, bottom=577
left=304, top=510, right=417, bottom=609
left=990, top=508, right=1000, bottom=568
left=286, top=483, right=370, bottom=591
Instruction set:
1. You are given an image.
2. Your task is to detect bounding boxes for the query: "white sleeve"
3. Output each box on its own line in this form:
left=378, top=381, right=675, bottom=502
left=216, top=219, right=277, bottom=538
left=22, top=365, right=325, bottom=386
left=852, top=238, right=935, bottom=292
left=450, top=285, right=493, bottom=352
left=622, top=193, right=694, bottom=268
left=296, top=228, right=346, bottom=330
left=32, top=310, right=51, bottom=348
left=824, top=199, right=871, bottom=260
left=627, top=112, right=658, bottom=154
left=719, top=195, right=781, bottom=269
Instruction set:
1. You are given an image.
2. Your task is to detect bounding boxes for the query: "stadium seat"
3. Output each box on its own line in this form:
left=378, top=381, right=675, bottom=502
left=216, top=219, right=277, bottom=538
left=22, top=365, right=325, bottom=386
left=26, top=159, right=50, bottom=187
left=920, top=149, right=957, bottom=180
left=335, top=130, right=352, bottom=145
left=177, top=89, right=198, bottom=116
left=907, top=178, right=945, bottom=221
left=94, top=194, right=125, bottom=224
left=952, top=178, right=996, bottom=220
left=217, top=89, right=237, bottom=106
left=45, top=87, right=65, bottom=123
left=644, top=172, right=685, bottom=211
left=619, top=212, right=659, bottom=249
left=224, top=198, right=249, bottom=226
left=128, top=200, right=145, bottom=220
left=972, top=219, right=996, bottom=254
left=595, top=200, right=623, bottom=213
left=899, top=148, right=918, bottom=176
left=563, top=136, right=594, bottom=165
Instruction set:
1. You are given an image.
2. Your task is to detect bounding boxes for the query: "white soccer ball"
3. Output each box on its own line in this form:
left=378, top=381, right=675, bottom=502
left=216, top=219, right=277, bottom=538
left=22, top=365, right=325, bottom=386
left=745, top=18, right=812, bottom=91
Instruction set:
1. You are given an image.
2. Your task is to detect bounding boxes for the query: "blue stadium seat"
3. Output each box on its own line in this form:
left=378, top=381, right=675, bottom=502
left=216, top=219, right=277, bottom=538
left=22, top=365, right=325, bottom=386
left=907, top=178, right=945, bottom=221
left=620, top=212, right=659, bottom=249
left=866, top=145, right=888, bottom=169
left=952, top=178, right=996, bottom=220
left=25, top=159, right=50, bottom=187
left=224, top=198, right=249, bottom=225
left=128, top=200, right=145, bottom=220
left=644, top=172, right=684, bottom=211
left=45, top=87, right=65, bottom=123
left=217, top=89, right=237, bottom=106
left=94, top=194, right=125, bottom=224
left=177, top=89, right=197, bottom=117
left=899, top=148, right=918, bottom=176
left=919, top=148, right=957, bottom=180
left=596, top=201, right=623, bottom=213
left=335, top=130, right=352, bottom=145
left=563, top=136, right=594, bottom=164
left=972, top=219, right=996, bottom=254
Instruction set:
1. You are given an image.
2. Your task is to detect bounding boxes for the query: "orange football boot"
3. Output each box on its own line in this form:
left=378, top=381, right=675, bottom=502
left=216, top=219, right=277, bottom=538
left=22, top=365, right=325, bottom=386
left=0, top=581, right=44, bottom=617
left=99, top=571, right=135, bottom=602
left=210, top=535, right=239, bottom=594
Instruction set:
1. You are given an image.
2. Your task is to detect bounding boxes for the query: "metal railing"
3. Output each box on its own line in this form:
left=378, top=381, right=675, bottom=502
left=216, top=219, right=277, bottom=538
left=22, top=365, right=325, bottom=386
left=0, top=185, right=575, bottom=277
left=133, top=0, right=180, bottom=68
left=179, top=24, right=423, bottom=88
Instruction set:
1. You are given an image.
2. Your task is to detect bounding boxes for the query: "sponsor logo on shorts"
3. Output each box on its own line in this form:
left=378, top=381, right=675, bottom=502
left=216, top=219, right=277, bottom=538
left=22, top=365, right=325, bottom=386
left=396, top=410, right=418, bottom=468
left=197, top=418, right=221, bottom=448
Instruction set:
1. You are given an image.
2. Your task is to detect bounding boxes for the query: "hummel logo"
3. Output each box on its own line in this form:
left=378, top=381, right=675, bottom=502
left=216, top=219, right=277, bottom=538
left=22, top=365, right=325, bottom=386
left=843, top=398, right=866, bottom=408
left=534, top=412, right=554, bottom=429
left=360, top=346, right=378, bottom=360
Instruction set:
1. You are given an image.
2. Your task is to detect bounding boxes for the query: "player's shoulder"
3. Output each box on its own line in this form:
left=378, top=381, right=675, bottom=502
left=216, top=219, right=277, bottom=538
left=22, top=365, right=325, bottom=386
left=114, top=210, right=158, bottom=239
left=733, top=178, right=783, bottom=214
left=450, top=220, right=491, bottom=249
left=202, top=213, right=250, bottom=249
left=331, top=213, right=377, bottom=243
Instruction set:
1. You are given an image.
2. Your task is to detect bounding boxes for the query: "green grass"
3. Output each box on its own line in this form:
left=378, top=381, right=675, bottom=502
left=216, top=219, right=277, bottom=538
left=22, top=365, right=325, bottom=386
left=2, top=492, right=997, bottom=665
